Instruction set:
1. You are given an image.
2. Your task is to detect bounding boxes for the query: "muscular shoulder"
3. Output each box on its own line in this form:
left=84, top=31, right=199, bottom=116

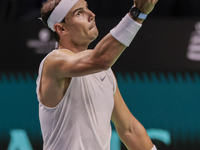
left=45, top=49, right=73, bottom=68
left=43, top=49, right=74, bottom=77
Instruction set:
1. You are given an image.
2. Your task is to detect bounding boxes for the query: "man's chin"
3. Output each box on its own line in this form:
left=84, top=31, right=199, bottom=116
left=90, top=30, right=99, bottom=42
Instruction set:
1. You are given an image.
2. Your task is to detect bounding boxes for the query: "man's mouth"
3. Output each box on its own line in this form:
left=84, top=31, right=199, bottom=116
left=89, top=23, right=96, bottom=30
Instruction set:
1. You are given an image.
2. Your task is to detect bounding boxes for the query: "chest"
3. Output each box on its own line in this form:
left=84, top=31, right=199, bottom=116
left=70, top=70, right=115, bottom=114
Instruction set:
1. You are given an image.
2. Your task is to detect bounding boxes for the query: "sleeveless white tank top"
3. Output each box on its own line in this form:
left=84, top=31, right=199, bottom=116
left=36, top=50, right=116, bottom=150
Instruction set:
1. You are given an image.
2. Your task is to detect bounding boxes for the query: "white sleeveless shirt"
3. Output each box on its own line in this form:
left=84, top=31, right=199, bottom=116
left=36, top=50, right=116, bottom=150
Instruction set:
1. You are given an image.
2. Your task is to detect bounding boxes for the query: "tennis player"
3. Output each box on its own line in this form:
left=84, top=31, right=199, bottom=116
left=36, top=0, right=158, bottom=149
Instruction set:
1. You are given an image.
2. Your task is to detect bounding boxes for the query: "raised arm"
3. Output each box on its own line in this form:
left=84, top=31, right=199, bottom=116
left=45, top=0, right=158, bottom=78
left=46, top=34, right=126, bottom=78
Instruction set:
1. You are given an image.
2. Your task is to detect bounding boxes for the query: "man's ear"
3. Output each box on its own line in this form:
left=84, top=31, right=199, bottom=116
left=53, top=23, right=68, bottom=35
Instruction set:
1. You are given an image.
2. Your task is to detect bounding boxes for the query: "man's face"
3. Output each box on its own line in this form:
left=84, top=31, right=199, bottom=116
left=64, top=0, right=99, bottom=45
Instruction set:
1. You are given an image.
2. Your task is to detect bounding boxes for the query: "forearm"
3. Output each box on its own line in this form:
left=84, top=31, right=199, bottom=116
left=92, top=13, right=142, bottom=69
left=91, top=0, right=158, bottom=69
left=117, top=121, right=154, bottom=150
left=93, top=33, right=126, bottom=69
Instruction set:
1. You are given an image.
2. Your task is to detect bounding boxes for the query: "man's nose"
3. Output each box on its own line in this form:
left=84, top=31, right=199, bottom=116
left=88, top=9, right=95, bottom=22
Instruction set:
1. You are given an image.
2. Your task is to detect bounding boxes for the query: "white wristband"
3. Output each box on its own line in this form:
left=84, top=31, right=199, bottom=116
left=110, top=13, right=142, bottom=47
left=151, top=145, right=157, bottom=150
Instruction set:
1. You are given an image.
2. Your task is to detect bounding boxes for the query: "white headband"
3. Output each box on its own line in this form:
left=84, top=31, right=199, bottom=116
left=47, top=0, right=79, bottom=31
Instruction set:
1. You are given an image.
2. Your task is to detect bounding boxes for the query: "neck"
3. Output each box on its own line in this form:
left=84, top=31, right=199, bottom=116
left=58, top=39, right=90, bottom=53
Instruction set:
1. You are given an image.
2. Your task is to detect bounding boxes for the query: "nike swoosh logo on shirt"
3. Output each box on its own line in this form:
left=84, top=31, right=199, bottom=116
left=100, top=76, right=106, bottom=81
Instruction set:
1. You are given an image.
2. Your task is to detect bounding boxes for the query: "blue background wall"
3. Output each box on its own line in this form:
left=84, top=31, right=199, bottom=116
left=1, top=71, right=200, bottom=149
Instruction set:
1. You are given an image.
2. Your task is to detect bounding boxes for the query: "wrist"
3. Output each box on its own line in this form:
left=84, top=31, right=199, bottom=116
left=129, top=6, right=148, bottom=23
left=110, top=13, right=142, bottom=47
left=128, top=12, right=144, bottom=24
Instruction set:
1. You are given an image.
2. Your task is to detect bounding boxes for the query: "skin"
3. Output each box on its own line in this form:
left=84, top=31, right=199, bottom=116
left=39, top=0, right=158, bottom=149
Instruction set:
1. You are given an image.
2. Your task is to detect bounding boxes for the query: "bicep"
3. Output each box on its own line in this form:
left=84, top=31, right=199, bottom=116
left=46, top=33, right=127, bottom=78
left=46, top=49, right=106, bottom=78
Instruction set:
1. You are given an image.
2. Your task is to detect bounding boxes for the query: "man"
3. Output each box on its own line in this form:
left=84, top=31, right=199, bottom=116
left=36, top=0, right=158, bottom=149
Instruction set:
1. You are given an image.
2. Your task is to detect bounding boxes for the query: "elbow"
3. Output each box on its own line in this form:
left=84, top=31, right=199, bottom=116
left=97, top=56, right=113, bottom=70
left=101, top=60, right=111, bottom=70
left=118, top=121, right=147, bottom=138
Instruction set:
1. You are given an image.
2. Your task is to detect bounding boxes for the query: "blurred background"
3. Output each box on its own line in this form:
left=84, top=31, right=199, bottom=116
left=0, top=0, right=200, bottom=149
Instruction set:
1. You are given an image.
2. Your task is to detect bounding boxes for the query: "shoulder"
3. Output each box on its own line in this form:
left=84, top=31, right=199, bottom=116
left=41, top=49, right=73, bottom=77
left=46, top=49, right=74, bottom=62
left=44, top=49, right=73, bottom=68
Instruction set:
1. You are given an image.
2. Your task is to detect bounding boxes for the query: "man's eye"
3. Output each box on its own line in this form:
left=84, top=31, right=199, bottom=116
left=77, top=11, right=82, bottom=16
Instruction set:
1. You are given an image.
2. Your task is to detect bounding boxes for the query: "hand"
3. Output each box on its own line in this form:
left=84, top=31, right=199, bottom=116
left=133, top=0, right=158, bottom=14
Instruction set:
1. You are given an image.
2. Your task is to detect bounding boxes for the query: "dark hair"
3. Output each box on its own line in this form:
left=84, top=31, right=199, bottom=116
left=41, top=0, right=65, bottom=42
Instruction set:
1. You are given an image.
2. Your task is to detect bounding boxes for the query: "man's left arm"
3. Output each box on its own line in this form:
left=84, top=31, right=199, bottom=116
left=111, top=81, right=156, bottom=150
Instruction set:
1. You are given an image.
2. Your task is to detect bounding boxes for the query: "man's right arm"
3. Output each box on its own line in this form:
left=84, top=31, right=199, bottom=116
left=47, top=0, right=158, bottom=78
